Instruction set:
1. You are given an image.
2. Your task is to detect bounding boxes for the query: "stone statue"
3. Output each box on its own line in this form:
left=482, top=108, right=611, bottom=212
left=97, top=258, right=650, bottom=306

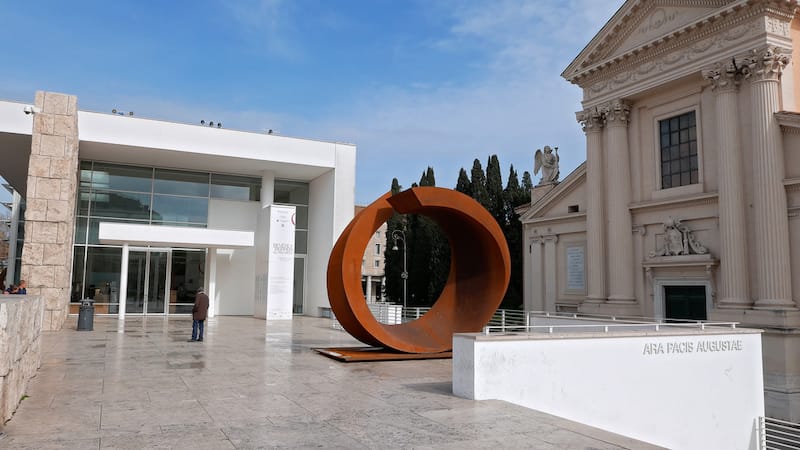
left=534, top=145, right=559, bottom=184
left=649, top=217, right=708, bottom=258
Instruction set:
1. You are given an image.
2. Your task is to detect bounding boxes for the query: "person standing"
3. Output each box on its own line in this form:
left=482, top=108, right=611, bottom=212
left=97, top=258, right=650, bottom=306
left=189, top=287, right=209, bottom=342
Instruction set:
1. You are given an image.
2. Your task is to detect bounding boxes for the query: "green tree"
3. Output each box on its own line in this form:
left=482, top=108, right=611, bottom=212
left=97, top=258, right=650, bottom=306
left=455, top=168, right=471, bottom=196
left=470, top=159, right=489, bottom=209
left=485, top=155, right=506, bottom=227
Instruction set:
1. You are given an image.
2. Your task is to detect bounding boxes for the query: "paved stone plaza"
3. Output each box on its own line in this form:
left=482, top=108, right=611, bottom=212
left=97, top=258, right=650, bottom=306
left=0, top=316, right=660, bottom=449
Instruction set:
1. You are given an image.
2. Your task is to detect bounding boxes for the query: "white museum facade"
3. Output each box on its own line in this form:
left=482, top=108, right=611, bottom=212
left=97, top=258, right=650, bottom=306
left=520, top=0, right=800, bottom=419
left=0, top=91, right=355, bottom=331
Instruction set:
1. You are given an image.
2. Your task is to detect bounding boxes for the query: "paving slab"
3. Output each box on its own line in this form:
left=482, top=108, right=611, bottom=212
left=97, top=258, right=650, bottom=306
left=0, top=316, right=663, bottom=449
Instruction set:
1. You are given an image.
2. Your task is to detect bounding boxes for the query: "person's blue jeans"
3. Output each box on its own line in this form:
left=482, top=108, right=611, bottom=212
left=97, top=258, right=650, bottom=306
left=191, top=319, right=205, bottom=341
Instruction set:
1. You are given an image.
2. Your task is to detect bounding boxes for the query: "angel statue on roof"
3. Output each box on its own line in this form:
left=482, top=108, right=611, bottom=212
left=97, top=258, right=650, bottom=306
left=534, top=145, right=559, bottom=184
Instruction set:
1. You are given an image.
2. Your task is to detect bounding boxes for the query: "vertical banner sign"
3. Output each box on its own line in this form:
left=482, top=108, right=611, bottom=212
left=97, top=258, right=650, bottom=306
left=266, top=205, right=296, bottom=320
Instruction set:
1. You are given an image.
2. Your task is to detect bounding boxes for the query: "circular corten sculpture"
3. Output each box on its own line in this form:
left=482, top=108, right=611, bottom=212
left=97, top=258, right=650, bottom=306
left=327, top=187, right=510, bottom=353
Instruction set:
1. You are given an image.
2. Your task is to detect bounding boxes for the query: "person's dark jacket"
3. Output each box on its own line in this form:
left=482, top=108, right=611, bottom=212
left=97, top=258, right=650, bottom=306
left=193, top=292, right=209, bottom=320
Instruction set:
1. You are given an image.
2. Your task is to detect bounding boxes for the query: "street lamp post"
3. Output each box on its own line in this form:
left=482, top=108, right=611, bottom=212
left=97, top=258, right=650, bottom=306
left=391, top=230, right=407, bottom=311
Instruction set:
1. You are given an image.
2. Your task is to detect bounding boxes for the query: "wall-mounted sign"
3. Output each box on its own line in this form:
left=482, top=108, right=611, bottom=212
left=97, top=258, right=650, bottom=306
left=566, top=245, right=585, bottom=291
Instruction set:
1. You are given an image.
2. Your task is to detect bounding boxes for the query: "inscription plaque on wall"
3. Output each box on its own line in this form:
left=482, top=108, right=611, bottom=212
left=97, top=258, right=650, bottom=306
left=566, top=245, right=585, bottom=291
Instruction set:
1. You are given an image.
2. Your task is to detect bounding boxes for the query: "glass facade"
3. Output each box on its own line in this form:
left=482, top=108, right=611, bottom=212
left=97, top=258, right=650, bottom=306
left=72, top=161, right=263, bottom=314
left=274, top=179, right=309, bottom=314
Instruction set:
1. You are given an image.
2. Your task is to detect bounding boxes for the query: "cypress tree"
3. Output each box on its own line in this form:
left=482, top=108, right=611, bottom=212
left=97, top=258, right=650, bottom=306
left=470, top=159, right=489, bottom=209
left=455, top=168, right=471, bottom=196
left=486, top=155, right=505, bottom=226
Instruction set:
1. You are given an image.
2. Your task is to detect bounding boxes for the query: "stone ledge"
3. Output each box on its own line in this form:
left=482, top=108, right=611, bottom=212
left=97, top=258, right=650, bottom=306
left=0, top=296, right=43, bottom=423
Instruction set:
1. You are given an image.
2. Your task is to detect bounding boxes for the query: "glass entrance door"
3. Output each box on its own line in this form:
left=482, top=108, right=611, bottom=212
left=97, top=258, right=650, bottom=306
left=126, top=249, right=169, bottom=315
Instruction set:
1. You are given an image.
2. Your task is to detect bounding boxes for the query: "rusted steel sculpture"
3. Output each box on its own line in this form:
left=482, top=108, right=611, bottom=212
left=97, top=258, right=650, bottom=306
left=327, top=187, right=510, bottom=354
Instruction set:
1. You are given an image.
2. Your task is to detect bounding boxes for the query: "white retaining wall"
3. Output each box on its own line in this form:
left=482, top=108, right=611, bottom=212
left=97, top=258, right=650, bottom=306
left=453, top=327, right=764, bottom=450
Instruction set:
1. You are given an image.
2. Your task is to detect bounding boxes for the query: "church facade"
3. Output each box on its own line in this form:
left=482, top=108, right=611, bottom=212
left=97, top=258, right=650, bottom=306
left=520, top=0, right=800, bottom=419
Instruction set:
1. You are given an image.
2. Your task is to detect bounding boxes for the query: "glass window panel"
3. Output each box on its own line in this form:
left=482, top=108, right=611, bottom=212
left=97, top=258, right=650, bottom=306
left=690, top=155, right=698, bottom=170
left=295, top=230, right=308, bottom=254
left=688, top=111, right=696, bottom=126
left=78, top=188, right=91, bottom=215
left=661, top=162, right=670, bottom=176
left=670, top=132, right=680, bottom=146
left=679, top=114, right=689, bottom=129
left=80, top=161, right=92, bottom=185
left=681, top=158, right=690, bottom=172
left=154, top=169, right=209, bottom=197
left=274, top=180, right=309, bottom=205
left=169, top=249, right=206, bottom=306
left=152, top=195, right=208, bottom=224
left=660, top=121, right=669, bottom=134
left=681, top=172, right=690, bottom=186
left=71, top=246, right=86, bottom=302
left=210, top=174, right=261, bottom=201
left=75, top=217, right=88, bottom=244
left=691, top=170, right=699, bottom=184
left=661, top=149, right=670, bottom=163
left=85, top=246, right=122, bottom=314
left=679, top=129, right=689, bottom=143
left=662, top=176, right=671, bottom=189
left=690, top=141, right=697, bottom=155
left=90, top=190, right=152, bottom=220
left=294, top=206, right=309, bottom=229
left=660, top=134, right=670, bottom=149
left=671, top=174, right=681, bottom=186
left=689, top=127, right=696, bottom=141
left=680, top=143, right=689, bottom=157
left=670, top=147, right=680, bottom=160
left=671, top=160, right=680, bottom=173
left=91, top=163, right=152, bottom=192
left=670, top=117, right=679, bottom=129
left=150, top=221, right=207, bottom=228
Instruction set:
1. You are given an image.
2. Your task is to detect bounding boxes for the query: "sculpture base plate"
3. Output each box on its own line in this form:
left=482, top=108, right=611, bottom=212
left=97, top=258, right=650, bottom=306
left=313, top=347, right=452, bottom=363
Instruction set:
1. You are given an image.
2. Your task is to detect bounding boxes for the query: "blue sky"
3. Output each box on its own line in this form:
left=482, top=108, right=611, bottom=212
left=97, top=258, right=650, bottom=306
left=0, top=0, right=624, bottom=205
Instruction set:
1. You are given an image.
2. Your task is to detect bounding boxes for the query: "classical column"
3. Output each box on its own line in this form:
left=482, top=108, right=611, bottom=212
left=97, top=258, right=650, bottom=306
left=744, top=47, right=796, bottom=309
left=602, top=100, right=636, bottom=303
left=702, top=63, right=751, bottom=308
left=22, top=91, right=80, bottom=330
left=576, top=107, right=606, bottom=303
left=543, top=235, right=558, bottom=312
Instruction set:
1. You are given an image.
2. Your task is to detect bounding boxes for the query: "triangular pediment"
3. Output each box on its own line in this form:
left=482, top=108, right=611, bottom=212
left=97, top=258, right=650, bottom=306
left=519, top=163, right=586, bottom=222
left=562, top=0, right=736, bottom=82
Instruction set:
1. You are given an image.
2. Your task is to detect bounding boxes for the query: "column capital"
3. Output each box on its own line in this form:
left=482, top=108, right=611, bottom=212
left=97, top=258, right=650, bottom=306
left=702, top=61, right=740, bottom=93
left=576, top=107, right=604, bottom=134
left=601, top=99, right=630, bottom=127
left=742, top=46, right=791, bottom=83
left=543, top=234, right=559, bottom=244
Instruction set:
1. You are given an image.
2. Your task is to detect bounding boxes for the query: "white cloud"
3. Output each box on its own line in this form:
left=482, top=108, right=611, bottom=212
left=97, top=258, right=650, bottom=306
left=309, top=0, right=624, bottom=204
left=223, top=0, right=302, bottom=60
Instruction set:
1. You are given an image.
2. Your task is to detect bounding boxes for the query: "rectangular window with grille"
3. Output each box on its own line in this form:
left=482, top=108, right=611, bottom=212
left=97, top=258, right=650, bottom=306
left=659, top=111, right=698, bottom=189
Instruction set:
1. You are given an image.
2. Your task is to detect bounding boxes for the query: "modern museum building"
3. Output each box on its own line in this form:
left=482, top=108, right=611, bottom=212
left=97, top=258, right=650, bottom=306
left=0, top=91, right=355, bottom=331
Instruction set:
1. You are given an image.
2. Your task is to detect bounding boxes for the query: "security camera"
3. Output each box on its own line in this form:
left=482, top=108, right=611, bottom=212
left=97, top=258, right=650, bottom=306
left=23, top=105, right=35, bottom=115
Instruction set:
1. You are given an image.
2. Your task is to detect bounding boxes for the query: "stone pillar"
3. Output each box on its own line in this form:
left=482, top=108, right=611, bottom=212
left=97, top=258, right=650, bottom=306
left=22, top=91, right=79, bottom=331
left=543, top=235, right=558, bottom=312
left=365, top=275, right=372, bottom=303
left=602, top=100, right=636, bottom=303
left=702, top=63, right=751, bottom=308
left=528, top=237, right=544, bottom=312
left=576, top=107, right=606, bottom=303
left=744, top=47, right=796, bottom=309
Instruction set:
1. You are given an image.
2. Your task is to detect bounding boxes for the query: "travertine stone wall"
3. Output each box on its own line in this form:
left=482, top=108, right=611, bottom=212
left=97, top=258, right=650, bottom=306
left=0, top=296, right=43, bottom=423
left=22, top=92, right=79, bottom=331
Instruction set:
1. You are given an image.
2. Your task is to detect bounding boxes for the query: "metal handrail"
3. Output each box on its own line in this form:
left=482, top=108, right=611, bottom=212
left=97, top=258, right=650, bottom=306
left=761, top=416, right=800, bottom=450
left=483, top=321, right=740, bottom=335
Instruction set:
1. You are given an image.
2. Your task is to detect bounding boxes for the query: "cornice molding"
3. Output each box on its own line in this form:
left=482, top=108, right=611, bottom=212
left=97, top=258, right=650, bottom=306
left=567, top=1, right=798, bottom=105
left=629, top=191, right=719, bottom=213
